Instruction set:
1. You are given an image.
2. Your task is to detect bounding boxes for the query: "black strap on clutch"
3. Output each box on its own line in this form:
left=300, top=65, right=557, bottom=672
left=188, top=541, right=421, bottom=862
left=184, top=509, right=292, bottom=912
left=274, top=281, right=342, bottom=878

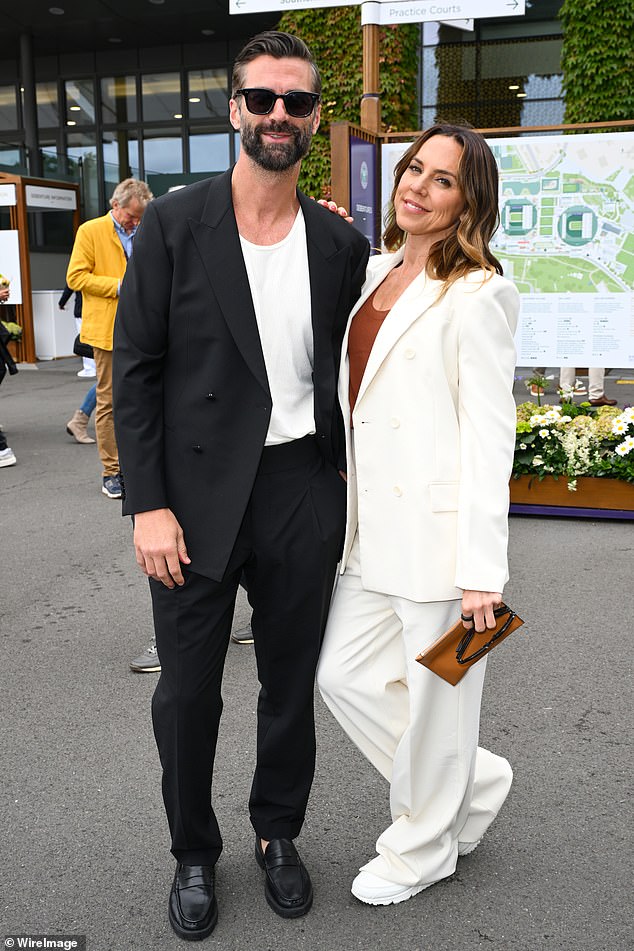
left=456, top=605, right=518, bottom=665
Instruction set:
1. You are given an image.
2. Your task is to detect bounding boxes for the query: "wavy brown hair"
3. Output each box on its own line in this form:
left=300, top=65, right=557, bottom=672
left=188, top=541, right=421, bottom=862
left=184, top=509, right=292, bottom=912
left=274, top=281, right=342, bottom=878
left=383, top=124, right=503, bottom=291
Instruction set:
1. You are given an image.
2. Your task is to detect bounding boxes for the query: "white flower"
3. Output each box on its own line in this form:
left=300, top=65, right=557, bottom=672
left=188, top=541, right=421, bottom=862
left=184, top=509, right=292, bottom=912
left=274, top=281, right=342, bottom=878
left=543, top=409, right=561, bottom=423
left=539, top=429, right=550, bottom=439
left=615, top=437, right=634, bottom=456
left=622, top=407, right=634, bottom=421
left=612, top=418, right=629, bottom=435
left=567, top=479, right=577, bottom=492
left=533, top=455, right=544, bottom=466
left=529, top=415, right=543, bottom=428
left=519, top=443, right=527, bottom=450
left=560, top=415, right=572, bottom=423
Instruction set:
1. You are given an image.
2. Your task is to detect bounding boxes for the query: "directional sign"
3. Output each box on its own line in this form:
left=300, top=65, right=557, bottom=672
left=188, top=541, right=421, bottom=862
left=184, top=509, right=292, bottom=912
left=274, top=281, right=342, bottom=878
left=439, top=18, right=474, bottom=30
left=230, top=0, right=359, bottom=13
left=362, top=1, right=524, bottom=25
left=230, top=0, right=524, bottom=17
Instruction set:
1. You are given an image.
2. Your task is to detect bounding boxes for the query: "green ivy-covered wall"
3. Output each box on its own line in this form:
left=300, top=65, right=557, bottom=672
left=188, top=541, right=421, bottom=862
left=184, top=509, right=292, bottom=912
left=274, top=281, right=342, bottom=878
left=277, top=7, right=418, bottom=197
left=561, top=0, right=634, bottom=124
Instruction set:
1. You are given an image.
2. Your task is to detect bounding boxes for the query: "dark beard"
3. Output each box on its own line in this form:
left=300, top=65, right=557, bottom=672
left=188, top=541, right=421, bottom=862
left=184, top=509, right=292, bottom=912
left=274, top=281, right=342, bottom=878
left=240, top=119, right=313, bottom=172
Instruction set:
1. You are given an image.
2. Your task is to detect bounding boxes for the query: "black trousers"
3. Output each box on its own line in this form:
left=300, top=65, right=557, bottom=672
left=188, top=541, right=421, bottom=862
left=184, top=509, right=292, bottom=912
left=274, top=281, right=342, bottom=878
left=150, top=436, right=346, bottom=865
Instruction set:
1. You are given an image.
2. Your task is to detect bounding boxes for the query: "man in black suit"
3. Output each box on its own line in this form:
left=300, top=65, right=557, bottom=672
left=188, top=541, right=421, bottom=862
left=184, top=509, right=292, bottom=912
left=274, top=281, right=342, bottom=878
left=113, top=31, right=369, bottom=941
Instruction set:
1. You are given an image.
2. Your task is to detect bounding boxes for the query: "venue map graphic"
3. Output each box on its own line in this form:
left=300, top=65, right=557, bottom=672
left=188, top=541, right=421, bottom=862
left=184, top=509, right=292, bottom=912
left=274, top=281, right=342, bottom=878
left=488, top=131, right=634, bottom=367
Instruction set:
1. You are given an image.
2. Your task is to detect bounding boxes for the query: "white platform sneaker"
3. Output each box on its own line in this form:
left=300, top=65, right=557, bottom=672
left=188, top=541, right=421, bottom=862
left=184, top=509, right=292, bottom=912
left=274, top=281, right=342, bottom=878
left=351, top=870, right=431, bottom=906
left=457, top=838, right=482, bottom=856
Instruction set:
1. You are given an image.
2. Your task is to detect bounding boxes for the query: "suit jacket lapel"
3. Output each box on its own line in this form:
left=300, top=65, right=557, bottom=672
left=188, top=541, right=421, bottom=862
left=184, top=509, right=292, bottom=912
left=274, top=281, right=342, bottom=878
left=299, top=192, right=352, bottom=414
left=188, top=170, right=269, bottom=396
left=351, top=251, right=443, bottom=408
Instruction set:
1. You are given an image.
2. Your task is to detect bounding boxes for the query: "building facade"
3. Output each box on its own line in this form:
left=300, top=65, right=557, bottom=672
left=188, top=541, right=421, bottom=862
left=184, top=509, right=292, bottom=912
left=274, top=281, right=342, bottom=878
left=420, top=1, right=564, bottom=131
left=0, top=1, right=564, bottom=225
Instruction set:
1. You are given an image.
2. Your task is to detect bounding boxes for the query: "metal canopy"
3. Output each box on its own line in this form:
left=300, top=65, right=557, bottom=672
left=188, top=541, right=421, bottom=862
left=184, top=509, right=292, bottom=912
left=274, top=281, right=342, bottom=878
left=0, top=0, right=279, bottom=56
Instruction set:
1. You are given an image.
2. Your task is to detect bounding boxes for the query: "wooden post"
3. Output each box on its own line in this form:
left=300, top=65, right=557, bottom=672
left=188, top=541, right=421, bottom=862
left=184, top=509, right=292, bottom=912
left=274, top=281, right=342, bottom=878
left=360, top=22, right=381, bottom=133
left=330, top=122, right=352, bottom=211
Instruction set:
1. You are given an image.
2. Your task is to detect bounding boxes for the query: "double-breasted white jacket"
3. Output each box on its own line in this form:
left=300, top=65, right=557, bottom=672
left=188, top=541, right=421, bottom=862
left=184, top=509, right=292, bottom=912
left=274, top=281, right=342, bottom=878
left=338, top=246, right=520, bottom=603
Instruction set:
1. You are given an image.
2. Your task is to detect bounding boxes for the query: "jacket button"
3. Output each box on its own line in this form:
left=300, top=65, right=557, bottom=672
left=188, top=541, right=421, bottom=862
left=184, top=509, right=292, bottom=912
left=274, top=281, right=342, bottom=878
left=393, top=485, right=402, bottom=497
left=192, top=445, right=203, bottom=453
left=404, top=348, right=415, bottom=359
left=205, top=393, right=215, bottom=400
left=390, top=417, right=400, bottom=428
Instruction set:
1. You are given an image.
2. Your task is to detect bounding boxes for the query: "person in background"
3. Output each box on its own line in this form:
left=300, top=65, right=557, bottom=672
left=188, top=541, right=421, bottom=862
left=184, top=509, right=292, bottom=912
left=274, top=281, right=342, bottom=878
left=113, top=31, right=368, bottom=940
left=67, top=178, right=153, bottom=498
left=318, top=124, right=519, bottom=907
left=0, top=282, right=18, bottom=468
left=559, top=366, right=617, bottom=406
left=230, top=620, right=254, bottom=645
left=58, top=284, right=97, bottom=444
left=58, top=284, right=96, bottom=378
left=65, top=382, right=97, bottom=446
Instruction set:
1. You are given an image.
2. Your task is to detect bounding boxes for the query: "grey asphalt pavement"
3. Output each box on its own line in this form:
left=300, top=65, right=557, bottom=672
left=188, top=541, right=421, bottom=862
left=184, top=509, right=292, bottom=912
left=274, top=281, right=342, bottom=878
left=1, top=359, right=633, bottom=951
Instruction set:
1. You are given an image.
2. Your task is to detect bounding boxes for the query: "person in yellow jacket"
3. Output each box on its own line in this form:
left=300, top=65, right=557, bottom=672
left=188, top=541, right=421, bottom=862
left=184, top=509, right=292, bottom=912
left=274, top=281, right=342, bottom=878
left=67, top=178, right=153, bottom=498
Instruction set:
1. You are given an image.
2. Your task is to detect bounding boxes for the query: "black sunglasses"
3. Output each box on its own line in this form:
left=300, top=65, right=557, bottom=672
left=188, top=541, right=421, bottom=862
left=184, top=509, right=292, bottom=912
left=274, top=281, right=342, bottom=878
left=236, top=88, right=320, bottom=119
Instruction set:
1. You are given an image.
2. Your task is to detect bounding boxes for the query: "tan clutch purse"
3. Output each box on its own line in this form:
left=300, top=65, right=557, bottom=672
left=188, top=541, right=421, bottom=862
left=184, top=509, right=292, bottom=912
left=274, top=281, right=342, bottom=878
left=415, top=604, right=524, bottom=686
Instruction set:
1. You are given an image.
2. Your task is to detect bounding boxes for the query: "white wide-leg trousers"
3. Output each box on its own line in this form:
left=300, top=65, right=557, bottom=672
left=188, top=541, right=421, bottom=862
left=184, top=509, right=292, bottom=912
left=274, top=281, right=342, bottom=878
left=317, top=535, right=512, bottom=888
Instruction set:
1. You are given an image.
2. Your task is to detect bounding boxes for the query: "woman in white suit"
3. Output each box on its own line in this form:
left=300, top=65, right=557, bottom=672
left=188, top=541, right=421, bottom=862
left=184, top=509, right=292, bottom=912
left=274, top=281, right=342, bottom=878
left=317, top=124, right=520, bottom=906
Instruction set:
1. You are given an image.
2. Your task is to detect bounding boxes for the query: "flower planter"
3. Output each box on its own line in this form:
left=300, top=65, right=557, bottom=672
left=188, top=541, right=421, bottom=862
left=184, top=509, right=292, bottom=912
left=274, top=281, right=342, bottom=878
left=510, top=475, right=634, bottom=520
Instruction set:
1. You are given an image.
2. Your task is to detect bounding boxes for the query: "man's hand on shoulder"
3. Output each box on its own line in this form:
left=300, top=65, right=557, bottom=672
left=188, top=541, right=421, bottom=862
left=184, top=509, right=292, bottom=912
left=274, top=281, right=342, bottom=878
left=133, top=508, right=191, bottom=588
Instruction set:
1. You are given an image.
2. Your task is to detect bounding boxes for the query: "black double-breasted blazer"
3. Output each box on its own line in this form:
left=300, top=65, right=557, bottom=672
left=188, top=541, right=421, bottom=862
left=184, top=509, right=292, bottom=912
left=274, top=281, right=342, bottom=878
left=112, top=169, right=369, bottom=581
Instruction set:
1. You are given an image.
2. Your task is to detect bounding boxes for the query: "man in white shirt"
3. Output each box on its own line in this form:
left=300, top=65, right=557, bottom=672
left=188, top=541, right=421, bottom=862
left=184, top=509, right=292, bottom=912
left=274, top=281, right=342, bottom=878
left=113, top=31, right=369, bottom=940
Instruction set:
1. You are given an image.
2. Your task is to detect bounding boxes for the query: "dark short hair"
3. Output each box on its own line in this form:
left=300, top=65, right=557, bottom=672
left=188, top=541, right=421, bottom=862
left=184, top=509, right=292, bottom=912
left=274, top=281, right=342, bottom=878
left=231, top=30, right=321, bottom=98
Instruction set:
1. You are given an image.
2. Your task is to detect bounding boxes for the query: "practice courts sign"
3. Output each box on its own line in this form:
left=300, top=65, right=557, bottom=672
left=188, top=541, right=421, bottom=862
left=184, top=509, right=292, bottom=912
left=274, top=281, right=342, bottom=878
left=229, top=0, right=524, bottom=19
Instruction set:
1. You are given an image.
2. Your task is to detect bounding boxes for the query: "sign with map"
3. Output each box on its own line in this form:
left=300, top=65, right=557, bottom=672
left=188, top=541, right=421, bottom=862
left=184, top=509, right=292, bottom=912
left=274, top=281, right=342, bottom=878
left=488, top=131, right=634, bottom=367
left=381, top=131, right=634, bottom=367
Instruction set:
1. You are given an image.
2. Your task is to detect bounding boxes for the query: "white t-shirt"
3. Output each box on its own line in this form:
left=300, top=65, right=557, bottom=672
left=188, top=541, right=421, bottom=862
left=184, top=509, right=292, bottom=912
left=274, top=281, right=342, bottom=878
left=240, top=209, right=315, bottom=446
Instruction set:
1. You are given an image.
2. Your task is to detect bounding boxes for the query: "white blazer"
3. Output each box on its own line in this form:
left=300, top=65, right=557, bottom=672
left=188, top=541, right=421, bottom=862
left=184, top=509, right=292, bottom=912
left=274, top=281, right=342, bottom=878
left=339, top=247, right=520, bottom=603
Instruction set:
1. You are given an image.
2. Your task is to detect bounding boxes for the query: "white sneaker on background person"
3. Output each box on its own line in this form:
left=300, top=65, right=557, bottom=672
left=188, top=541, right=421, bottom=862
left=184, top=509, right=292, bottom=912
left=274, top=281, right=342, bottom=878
left=129, top=640, right=161, bottom=673
left=0, top=447, right=17, bottom=467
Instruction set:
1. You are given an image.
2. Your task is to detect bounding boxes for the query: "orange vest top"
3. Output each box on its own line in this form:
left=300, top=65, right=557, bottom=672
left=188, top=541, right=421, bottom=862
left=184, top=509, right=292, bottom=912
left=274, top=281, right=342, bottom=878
left=348, top=288, right=389, bottom=418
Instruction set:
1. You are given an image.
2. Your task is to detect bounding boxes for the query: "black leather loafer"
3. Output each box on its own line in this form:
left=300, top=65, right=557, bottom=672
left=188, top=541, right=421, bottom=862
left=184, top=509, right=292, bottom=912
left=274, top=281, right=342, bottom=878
left=255, top=837, right=313, bottom=918
left=168, top=863, right=218, bottom=941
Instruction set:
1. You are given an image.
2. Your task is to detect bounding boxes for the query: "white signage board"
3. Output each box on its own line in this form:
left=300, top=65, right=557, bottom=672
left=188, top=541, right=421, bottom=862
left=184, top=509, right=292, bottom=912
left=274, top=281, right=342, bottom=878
left=0, top=184, right=17, bottom=206
left=362, top=0, right=524, bottom=25
left=439, top=18, right=474, bottom=29
left=231, top=0, right=520, bottom=14
left=0, top=230, right=23, bottom=304
left=230, top=0, right=358, bottom=13
left=25, top=184, right=77, bottom=211
left=381, top=131, right=634, bottom=367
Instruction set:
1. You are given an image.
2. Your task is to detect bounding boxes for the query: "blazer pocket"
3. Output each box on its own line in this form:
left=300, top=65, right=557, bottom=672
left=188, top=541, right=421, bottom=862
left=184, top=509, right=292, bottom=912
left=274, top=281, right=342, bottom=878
left=429, top=481, right=460, bottom=512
